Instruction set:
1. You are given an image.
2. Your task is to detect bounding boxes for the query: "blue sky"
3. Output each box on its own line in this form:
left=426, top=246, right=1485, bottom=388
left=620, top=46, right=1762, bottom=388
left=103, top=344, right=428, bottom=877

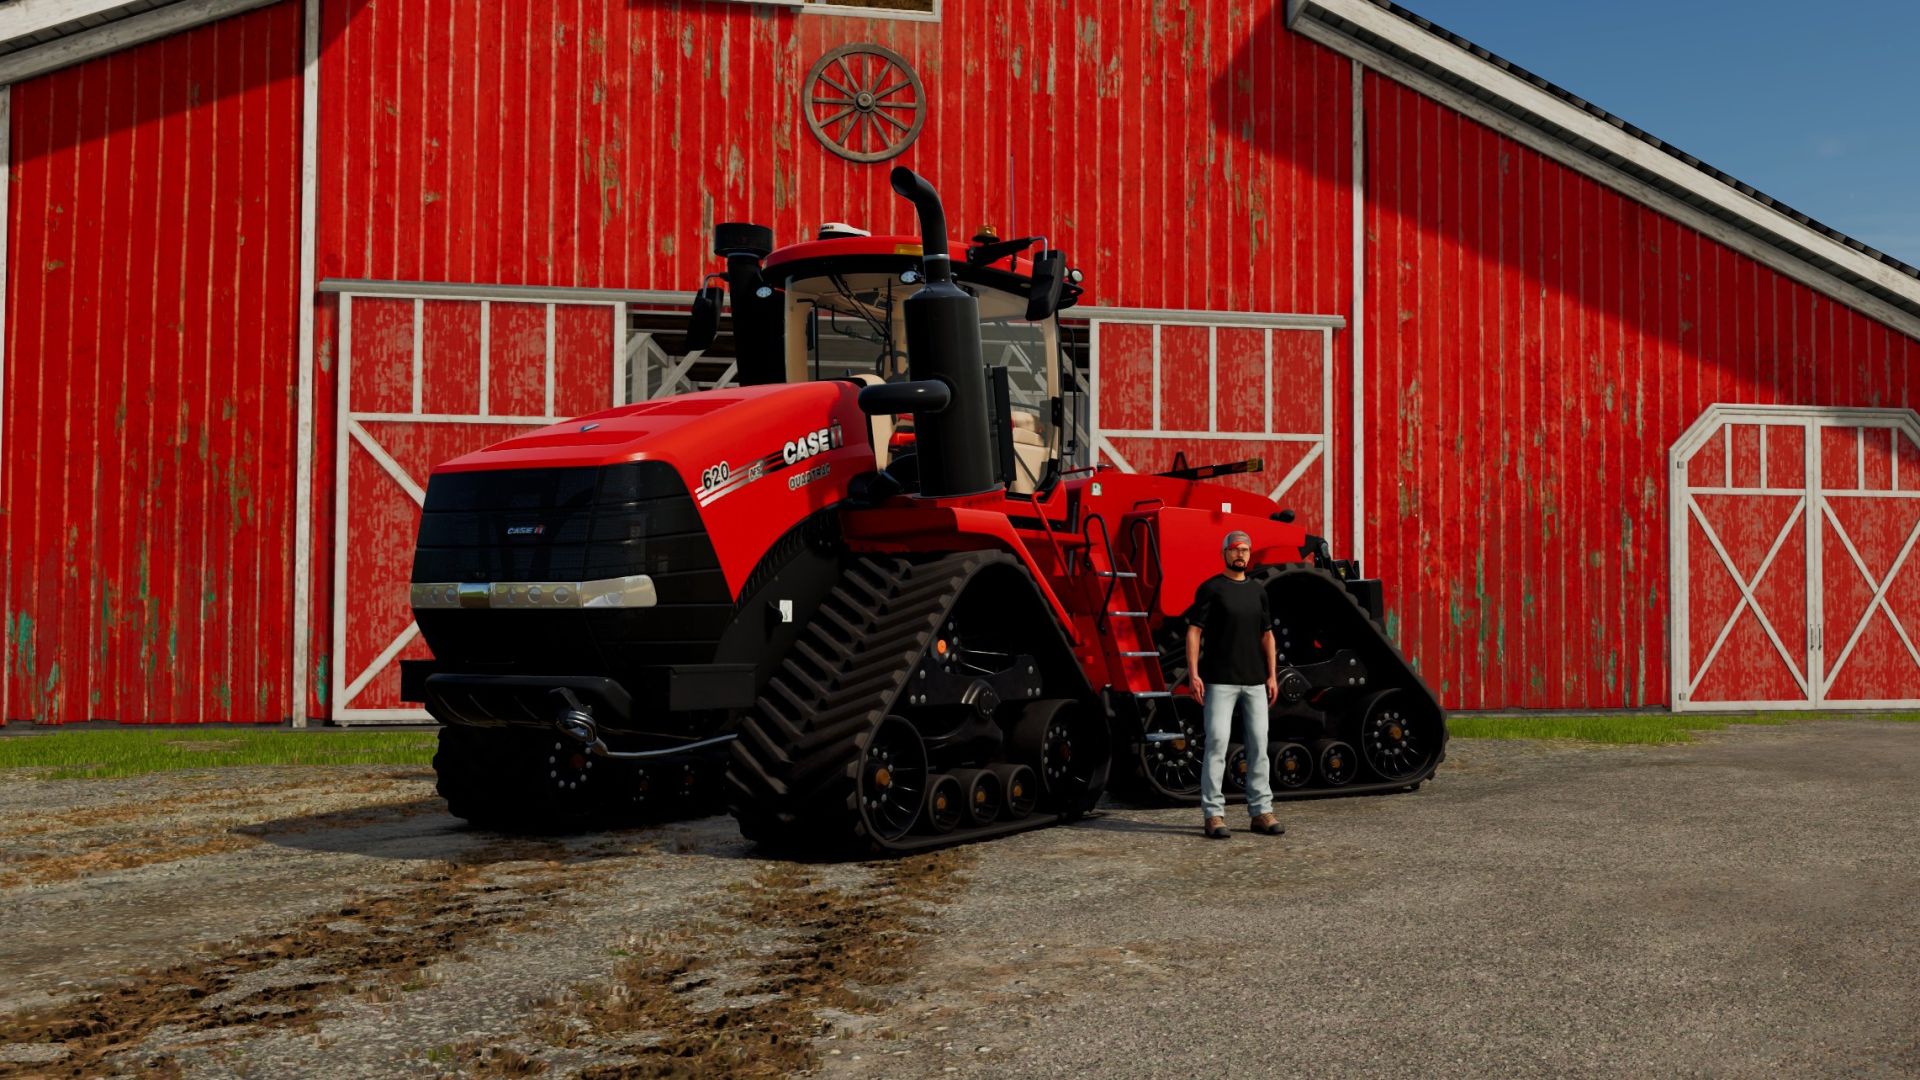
left=1403, top=0, right=1920, bottom=266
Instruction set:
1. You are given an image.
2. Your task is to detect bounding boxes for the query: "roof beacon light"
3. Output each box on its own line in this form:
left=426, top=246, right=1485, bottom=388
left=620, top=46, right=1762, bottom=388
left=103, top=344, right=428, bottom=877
left=818, top=221, right=872, bottom=240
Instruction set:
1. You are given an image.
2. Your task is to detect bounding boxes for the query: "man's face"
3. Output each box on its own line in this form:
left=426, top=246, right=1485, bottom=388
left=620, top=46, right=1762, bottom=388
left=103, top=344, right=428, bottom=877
left=1224, top=542, right=1251, bottom=570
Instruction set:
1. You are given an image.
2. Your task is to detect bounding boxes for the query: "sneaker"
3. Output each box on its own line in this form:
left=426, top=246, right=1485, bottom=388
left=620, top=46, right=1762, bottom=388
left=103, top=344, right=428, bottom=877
left=1203, top=816, right=1230, bottom=840
left=1249, top=812, right=1285, bottom=836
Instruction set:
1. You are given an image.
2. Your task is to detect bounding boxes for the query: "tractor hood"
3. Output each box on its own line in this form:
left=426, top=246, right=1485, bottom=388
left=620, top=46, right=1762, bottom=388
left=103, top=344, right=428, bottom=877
left=431, top=380, right=874, bottom=594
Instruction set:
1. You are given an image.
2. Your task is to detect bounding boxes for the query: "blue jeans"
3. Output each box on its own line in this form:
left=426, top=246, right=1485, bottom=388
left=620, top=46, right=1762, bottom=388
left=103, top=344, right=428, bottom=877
left=1201, top=683, right=1272, bottom=819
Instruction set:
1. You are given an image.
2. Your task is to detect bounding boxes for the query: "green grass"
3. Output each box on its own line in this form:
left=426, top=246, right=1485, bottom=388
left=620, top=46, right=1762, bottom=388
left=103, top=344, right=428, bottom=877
left=1449, top=710, right=1920, bottom=745
left=0, top=727, right=438, bottom=779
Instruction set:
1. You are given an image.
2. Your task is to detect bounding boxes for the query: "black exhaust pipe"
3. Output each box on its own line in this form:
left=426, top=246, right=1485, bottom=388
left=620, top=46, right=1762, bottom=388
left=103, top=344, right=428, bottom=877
left=887, top=167, right=998, bottom=498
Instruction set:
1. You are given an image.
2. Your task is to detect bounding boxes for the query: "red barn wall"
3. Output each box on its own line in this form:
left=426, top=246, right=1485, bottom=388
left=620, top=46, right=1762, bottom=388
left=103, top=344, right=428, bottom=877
left=302, top=0, right=1360, bottom=718
left=4, top=1, right=1915, bottom=721
left=2, top=1, right=305, bottom=723
left=1363, top=73, right=1919, bottom=710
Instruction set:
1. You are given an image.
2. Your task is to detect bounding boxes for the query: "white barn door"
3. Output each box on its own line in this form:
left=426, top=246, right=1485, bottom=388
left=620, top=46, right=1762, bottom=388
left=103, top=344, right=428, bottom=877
left=1671, top=405, right=1920, bottom=711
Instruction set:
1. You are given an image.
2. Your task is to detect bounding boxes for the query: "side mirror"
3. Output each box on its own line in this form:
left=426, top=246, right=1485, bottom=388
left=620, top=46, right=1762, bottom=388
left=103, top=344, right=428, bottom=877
left=1273, top=509, right=1297, bottom=524
left=1025, top=250, right=1067, bottom=321
left=685, top=285, right=724, bottom=354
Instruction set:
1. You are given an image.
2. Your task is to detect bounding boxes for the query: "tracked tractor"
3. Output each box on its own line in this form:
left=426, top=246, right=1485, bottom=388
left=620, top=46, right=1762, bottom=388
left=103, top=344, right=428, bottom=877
left=402, top=168, right=1446, bottom=852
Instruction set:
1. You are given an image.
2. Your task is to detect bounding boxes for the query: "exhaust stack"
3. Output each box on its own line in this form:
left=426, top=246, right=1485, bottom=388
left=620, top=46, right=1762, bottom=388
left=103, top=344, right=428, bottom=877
left=888, top=167, right=997, bottom=498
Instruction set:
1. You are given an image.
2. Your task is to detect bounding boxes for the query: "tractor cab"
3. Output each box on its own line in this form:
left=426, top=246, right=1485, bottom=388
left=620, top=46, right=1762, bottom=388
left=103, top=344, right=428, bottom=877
left=687, top=220, right=1082, bottom=494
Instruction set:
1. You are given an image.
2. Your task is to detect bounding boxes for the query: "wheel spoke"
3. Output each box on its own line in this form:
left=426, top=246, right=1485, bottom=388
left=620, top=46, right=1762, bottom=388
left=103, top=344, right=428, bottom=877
left=810, top=95, right=856, bottom=107
left=874, top=79, right=911, bottom=99
left=821, top=72, right=858, bottom=98
left=873, top=108, right=911, bottom=132
left=815, top=106, right=854, bottom=129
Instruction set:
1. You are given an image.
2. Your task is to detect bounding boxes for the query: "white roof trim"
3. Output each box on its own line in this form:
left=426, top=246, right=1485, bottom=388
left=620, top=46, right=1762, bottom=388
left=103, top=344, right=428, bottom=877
left=0, top=0, right=149, bottom=40
left=0, top=0, right=278, bottom=84
left=1288, top=0, right=1920, bottom=340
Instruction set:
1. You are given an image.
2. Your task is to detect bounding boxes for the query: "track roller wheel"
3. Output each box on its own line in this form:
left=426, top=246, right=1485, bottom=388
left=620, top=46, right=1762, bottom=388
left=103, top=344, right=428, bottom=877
left=1011, top=698, right=1109, bottom=815
left=1316, top=739, right=1357, bottom=786
left=1271, top=742, right=1313, bottom=790
left=859, top=715, right=928, bottom=843
left=949, top=768, right=1003, bottom=825
left=924, top=774, right=964, bottom=834
left=991, top=763, right=1038, bottom=819
left=1224, top=743, right=1250, bottom=795
left=1358, top=688, right=1435, bottom=781
left=1136, top=695, right=1203, bottom=798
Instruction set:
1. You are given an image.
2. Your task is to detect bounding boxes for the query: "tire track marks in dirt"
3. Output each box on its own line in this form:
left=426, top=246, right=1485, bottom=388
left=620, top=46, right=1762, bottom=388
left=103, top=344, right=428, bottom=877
left=0, top=840, right=636, bottom=1078
left=540, top=850, right=972, bottom=1080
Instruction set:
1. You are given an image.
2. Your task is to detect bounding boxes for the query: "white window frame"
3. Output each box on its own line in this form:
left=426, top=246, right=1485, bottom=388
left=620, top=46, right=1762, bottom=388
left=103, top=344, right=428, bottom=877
left=718, top=0, right=941, bottom=22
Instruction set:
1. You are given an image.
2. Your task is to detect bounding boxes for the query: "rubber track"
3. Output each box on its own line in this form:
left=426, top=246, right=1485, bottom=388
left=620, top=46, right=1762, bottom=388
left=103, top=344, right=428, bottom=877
left=725, top=553, right=1072, bottom=854
left=1117, top=563, right=1449, bottom=804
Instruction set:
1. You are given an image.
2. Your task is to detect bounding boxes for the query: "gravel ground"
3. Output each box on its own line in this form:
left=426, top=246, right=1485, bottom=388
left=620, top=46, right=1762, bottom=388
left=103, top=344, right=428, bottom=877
left=1, top=720, right=1916, bottom=1078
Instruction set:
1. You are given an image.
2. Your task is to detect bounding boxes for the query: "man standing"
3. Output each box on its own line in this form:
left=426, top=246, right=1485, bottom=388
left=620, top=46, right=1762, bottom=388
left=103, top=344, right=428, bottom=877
left=1184, top=530, right=1282, bottom=839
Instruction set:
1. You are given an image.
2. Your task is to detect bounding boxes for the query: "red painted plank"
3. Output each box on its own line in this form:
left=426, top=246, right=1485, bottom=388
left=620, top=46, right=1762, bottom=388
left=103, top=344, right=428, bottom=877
left=351, top=298, right=417, bottom=415
left=486, top=302, right=552, bottom=418
left=1156, top=326, right=1209, bottom=433
left=1821, top=425, right=1862, bottom=491
left=1095, top=323, right=1153, bottom=433
left=553, top=304, right=614, bottom=418
left=1766, top=422, right=1805, bottom=490
left=1213, top=327, right=1266, bottom=434
left=4, top=2, right=301, bottom=723
left=421, top=301, right=483, bottom=415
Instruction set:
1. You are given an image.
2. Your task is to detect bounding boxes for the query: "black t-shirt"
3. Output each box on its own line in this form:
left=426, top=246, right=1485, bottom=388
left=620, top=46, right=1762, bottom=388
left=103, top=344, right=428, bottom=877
left=1183, top=574, right=1272, bottom=685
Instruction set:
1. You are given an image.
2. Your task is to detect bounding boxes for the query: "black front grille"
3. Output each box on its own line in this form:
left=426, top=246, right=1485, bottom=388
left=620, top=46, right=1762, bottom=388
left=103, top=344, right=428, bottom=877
left=411, top=461, right=734, bottom=672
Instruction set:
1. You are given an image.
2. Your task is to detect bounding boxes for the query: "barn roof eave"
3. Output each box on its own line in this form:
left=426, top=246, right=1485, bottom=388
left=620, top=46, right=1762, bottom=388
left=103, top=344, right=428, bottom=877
left=1287, top=0, right=1920, bottom=341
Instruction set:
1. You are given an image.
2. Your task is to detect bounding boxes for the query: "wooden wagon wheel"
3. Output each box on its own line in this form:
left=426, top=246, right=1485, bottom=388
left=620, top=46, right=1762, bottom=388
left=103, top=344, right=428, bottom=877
left=805, top=43, right=926, bottom=163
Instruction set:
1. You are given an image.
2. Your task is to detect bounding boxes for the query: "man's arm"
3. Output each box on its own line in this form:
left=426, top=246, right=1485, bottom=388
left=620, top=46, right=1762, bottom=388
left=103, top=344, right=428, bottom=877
left=1263, top=629, right=1278, bottom=704
left=1186, top=623, right=1204, bottom=699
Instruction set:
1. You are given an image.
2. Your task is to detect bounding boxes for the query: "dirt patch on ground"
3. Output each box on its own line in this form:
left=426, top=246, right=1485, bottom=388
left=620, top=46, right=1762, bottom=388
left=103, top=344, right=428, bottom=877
left=544, top=850, right=971, bottom=1079
left=5, top=725, right=1917, bottom=1078
left=0, top=844, right=581, bottom=1077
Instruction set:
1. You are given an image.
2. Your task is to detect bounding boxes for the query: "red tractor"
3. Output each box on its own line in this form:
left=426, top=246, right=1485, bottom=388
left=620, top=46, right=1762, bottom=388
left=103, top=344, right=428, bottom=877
left=402, top=168, right=1444, bottom=852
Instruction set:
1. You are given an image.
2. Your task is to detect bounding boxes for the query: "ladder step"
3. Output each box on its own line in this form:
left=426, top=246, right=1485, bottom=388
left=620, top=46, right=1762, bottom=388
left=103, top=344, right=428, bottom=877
left=1109, top=611, right=1149, bottom=618
left=1095, top=571, right=1137, bottom=578
left=1119, top=651, right=1158, bottom=658
left=1143, top=732, right=1189, bottom=744
left=1131, top=691, right=1173, bottom=698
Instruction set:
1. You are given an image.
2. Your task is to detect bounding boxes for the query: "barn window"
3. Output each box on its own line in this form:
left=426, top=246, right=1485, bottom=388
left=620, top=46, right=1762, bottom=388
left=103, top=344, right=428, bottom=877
left=722, top=0, right=940, bottom=20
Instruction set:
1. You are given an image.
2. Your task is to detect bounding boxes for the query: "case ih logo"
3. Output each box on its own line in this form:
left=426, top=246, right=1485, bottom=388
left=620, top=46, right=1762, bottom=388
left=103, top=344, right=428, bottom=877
left=782, top=419, right=844, bottom=465
left=697, top=418, right=846, bottom=508
left=505, top=524, right=545, bottom=537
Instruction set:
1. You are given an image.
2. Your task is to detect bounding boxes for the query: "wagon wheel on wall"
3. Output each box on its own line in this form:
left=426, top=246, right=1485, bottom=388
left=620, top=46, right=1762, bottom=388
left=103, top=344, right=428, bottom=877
left=805, top=43, right=926, bottom=163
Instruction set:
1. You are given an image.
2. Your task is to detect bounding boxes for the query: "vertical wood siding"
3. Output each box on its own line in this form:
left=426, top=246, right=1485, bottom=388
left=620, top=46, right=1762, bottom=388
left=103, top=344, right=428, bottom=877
left=1, top=1, right=305, bottom=722
left=8, top=2, right=1916, bottom=721
left=1363, top=73, right=1919, bottom=710
left=305, top=0, right=1357, bottom=716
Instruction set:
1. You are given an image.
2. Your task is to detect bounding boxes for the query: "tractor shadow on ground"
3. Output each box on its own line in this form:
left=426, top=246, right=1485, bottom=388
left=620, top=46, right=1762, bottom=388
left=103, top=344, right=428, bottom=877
left=1071, top=807, right=1208, bottom=838
left=233, top=799, right=770, bottom=865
